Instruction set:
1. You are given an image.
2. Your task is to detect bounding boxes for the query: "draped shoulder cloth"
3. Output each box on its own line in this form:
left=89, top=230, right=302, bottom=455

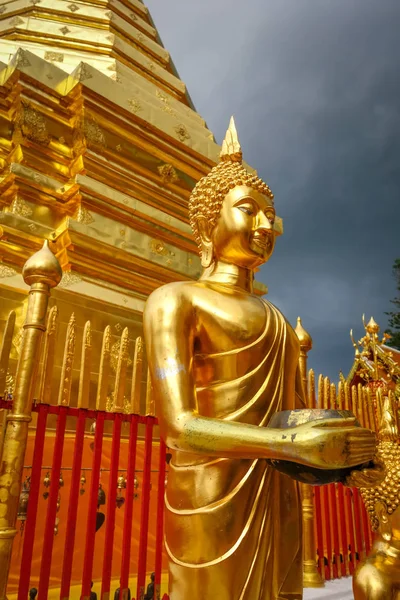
left=166, top=300, right=305, bottom=600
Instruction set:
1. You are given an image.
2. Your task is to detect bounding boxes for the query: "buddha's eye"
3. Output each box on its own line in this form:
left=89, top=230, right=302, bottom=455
left=238, top=206, right=254, bottom=216
left=266, top=212, right=275, bottom=224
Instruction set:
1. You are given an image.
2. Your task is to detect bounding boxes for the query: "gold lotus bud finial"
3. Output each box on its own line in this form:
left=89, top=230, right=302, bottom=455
left=295, top=316, right=312, bottom=352
left=366, top=316, right=380, bottom=335
left=220, top=116, right=243, bottom=163
left=22, top=240, right=63, bottom=288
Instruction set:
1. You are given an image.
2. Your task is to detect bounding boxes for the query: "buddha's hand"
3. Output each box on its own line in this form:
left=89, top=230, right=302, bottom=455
left=344, top=458, right=386, bottom=488
left=289, top=417, right=377, bottom=470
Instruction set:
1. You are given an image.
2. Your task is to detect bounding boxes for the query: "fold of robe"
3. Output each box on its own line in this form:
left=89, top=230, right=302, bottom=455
left=165, top=300, right=305, bottom=600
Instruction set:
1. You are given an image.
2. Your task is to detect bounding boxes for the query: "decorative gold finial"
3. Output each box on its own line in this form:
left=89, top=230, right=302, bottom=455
left=350, top=329, right=360, bottom=357
left=295, top=316, right=312, bottom=351
left=366, top=316, right=380, bottom=335
left=220, top=116, right=242, bottom=163
left=22, top=240, right=63, bottom=288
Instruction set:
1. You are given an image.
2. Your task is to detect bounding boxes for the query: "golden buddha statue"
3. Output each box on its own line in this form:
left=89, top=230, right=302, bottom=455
left=354, top=391, right=400, bottom=600
left=144, top=117, right=376, bottom=600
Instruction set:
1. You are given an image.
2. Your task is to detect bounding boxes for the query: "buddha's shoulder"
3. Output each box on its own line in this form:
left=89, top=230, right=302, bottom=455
left=145, top=281, right=204, bottom=313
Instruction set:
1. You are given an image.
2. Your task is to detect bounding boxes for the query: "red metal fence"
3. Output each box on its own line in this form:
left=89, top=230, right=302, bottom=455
left=0, top=397, right=166, bottom=600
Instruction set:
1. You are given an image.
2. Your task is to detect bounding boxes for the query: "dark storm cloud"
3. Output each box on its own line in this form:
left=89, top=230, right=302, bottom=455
left=147, top=0, right=400, bottom=379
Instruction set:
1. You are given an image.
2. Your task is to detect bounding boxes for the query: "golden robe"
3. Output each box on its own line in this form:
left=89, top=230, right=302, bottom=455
left=166, top=300, right=305, bottom=600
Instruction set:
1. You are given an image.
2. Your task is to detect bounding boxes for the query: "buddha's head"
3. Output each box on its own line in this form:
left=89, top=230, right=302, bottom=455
left=189, top=117, right=283, bottom=270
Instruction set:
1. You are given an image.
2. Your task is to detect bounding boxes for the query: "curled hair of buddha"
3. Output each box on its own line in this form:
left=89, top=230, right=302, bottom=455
left=189, top=116, right=274, bottom=254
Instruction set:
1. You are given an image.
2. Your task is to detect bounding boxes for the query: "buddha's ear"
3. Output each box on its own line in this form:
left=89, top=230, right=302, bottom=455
left=196, top=216, right=212, bottom=242
left=196, top=216, right=214, bottom=268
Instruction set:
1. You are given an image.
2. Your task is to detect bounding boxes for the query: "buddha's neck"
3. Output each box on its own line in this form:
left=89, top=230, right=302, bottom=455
left=200, top=260, right=254, bottom=293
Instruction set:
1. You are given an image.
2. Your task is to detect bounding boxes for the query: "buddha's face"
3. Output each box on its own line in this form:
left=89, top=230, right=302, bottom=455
left=211, top=185, right=276, bottom=269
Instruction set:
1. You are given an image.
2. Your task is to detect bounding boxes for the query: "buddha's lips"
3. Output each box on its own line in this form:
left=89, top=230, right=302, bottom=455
left=252, top=235, right=272, bottom=250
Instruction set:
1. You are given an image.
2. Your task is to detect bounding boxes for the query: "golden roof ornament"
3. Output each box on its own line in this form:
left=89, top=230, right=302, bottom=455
left=366, top=316, right=380, bottom=335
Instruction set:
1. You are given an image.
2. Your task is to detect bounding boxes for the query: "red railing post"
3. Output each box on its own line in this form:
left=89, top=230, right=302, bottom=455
left=120, top=416, right=139, bottom=596
left=314, top=486, right=324, bottom=579
left=337, top=483, right=350, bottom=576
left=18, top=403, right=49, bottom=599
left=38, top=405, right=68, bottom=598
left=136, top=418, right=154, bottom=600
left=154, top=440, right=166, bottom=600
left=81, top=411, right=105, bottom=600
left=101, top=413, right=122, bottom=600
left=60, top=409, right=86, bottom=599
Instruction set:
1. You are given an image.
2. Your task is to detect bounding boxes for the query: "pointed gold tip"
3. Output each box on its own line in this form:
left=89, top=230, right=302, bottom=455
left=295, top=316, right=312, bottom=351
left=22, top=239, right=63, bottom=288
left=220, top=115, right=242, bottom=163
left=366, top=316, right=380, bottom=334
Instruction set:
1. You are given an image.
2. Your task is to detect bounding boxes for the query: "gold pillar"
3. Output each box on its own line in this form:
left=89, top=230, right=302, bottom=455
left=0, top=241, right=62, bottom=600
left=295, top=317, right=324, bottom=588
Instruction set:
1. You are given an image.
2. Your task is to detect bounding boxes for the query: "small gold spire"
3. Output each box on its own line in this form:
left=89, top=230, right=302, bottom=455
left=220, top=116, right=243, bottom=163
left=22, top=240, right=62, bottom=288
left=366, top=316, right=380, bottom=334
left=295, top=316, right=312, bottom=351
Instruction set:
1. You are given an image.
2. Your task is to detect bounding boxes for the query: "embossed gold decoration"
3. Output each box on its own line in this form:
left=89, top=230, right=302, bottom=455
left=0, top=241, right=62, bottom=598
left=128, top=98, right=142, bottom=113
left=75, top=205, right=94, bottom=225
left=15, top=101, right=50, bottom=146
left=174, top=124, right=190, bottom=142
left=158, top=164, right=179, bottom=184
left=144, top=118, right=376, bottom=599
left=10, top=198, right=33, bottom=218
left=0, top=264, right=17, bottom=278
left=58, top=272, right=83, bottom=288
left=83, top=118, right=106, bottom=148
left=44, top=51, right=64, bottom=62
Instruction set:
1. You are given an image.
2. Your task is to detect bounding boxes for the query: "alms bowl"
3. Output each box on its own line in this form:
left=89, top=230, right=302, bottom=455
left=266, top=408, right=373, bottom=485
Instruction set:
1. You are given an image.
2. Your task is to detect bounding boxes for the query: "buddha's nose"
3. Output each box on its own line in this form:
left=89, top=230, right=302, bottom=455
left=256, top=211, right=273, bottom=232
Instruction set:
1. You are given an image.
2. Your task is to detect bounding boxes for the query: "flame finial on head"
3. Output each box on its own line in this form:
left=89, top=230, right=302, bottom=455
left=220, top=116, right=242, bottom=163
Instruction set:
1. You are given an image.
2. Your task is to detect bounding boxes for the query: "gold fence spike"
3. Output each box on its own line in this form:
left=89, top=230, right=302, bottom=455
left=376, top=387, right=383, bottom=428
left=344, top=381, right=351, bottom=411
left=330, top=382, right=337, bottom=410
left=317, top=374, right=323, bottom=409
left=57, top=313, right=76, bottom=407
left=357, top=383, right=365, bottom=426
left=113, top=328, right=129, bottom=413
left=96, top=326, right=111, bottom=411
left=130, top=336, right=143, bottom=415
left=323, top=377, right=330, bottom=410
left=77, top=321, right=91, bottom=409
left=366, top=387, right=378, bottom=431
left=351, top=385, right=358, bottom=422
left=0, top=311, right=16, bottom=396
left=38, top=306, right=58, bottom=404
left=337, top=381, right=344, bottom=410
left=307, top=369, right=315, bottom=409
left=145, top=367, right=155, bottom=416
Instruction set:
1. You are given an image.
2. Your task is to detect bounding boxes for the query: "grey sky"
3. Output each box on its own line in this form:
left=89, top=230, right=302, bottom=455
left=147, top=0, right=400, bottom=380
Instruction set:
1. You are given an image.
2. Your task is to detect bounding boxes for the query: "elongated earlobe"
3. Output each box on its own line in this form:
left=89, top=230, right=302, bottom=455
left=196, top=216, right=214, bottom=268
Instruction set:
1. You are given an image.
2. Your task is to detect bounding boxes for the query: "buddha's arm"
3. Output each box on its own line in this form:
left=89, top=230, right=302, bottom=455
left=144, top=285, right=376, bottom=468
